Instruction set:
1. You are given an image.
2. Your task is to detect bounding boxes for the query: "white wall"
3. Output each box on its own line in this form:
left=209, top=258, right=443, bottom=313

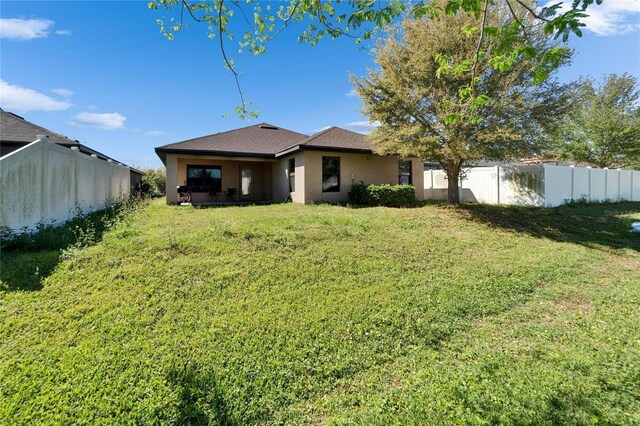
left=424, top=166, right=544, bottom=206
left=544, top=165, right=640, bottom=206
left=0, top=139, right=130, bottom=231
left=425, top=164, right=640, bottom=207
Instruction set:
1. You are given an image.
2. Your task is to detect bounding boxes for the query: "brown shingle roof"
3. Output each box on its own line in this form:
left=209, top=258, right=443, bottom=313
left=155, top=123, right=308, bottom=156
left=0, top=109, right=78, bottom=146
left=0, top=109, right=130, bottom=164
left=297, top=126, right=373, bottom=151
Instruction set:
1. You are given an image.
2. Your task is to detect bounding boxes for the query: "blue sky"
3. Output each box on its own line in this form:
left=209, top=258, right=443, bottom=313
left=1, top=1, right=639, bottom=168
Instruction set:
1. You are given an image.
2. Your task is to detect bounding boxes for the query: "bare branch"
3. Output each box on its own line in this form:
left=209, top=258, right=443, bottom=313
left=182, top=0, right=203, bottom=23
left=470, top=0, right=490, bottom=85
left=218, top=0, right=248, bottom=114
left=505, top=0, right=527, bottom=32
left=264, top=1, right=301, bottom=43
left=515, top=0, right=551, bottom=22
left=231, top=0, right=254, bottom=31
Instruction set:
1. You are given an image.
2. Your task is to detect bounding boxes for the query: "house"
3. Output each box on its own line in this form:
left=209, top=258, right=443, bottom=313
left=155, top=123, right=424, bottom=204
left=0, top=109, right=135, bottom=231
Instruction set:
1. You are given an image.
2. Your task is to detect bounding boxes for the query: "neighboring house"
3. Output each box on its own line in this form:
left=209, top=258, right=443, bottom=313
left=155, top=123, right=424, bottom=204
left=130, top=168, right=145, bottom=191
left=0, top=109, right=133, bottom=231
left=0, top=109, right=143, bottom=189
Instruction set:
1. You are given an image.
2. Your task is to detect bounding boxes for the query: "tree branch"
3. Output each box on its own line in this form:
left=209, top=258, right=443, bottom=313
left=231, top=0, right=254, bottom=31
left=469, top=0, right=489, bottom=86
left=505, top=0, right=527, bottom=32
left=264, top=1, right=301, bottom=44
left=182, top=0, right=203, bottom=23
left=515, top=0, right=551, bottom=22
left=218, top=0, right=248, bottom=115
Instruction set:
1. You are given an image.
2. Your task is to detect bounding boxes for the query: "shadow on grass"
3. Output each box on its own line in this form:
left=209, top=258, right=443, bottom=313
left=0, top=205, right=129, bottom=292
left=456, top=201, right=640, bottom=252
left=167, top=362, right=235, bottom=425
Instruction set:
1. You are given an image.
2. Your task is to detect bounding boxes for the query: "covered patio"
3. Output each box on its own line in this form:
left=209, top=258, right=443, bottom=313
left=172, top=156, right=276, bottom=204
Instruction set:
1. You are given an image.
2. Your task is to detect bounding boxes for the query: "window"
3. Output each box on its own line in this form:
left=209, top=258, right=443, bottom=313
left=288, top=158, right=295, bottom=192
left=399, top=160, right=412, bottom=185
left=322, top=156, right=340, bottom=192
left=186, top=165, right=222, bottom=193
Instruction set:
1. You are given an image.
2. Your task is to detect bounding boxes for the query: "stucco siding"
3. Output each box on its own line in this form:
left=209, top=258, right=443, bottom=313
left=301, top=151, right=424, bottom=203
left=166, top=152, right=424, bottom=205
left=166, top=154, right=276, bottom=204
left=273, top=153, right=306, bottom=203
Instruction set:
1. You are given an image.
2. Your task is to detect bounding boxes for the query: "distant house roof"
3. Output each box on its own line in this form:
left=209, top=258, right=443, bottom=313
left=0, top=109, right=129, bottom=165
left=0, top=109, right=78, bottom=146
left=155, top=123, right=375, bottom=163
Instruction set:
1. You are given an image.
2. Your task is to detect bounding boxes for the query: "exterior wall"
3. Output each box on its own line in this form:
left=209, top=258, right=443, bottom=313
left=300, top=150, right=424, bottom=204
left=165, top=153, right=277, bottom=204
left=130, top=171, right=144, bottom=190
left=0, top=139, right=130, bottom=231
left=272, top=153, right=305, bottom=203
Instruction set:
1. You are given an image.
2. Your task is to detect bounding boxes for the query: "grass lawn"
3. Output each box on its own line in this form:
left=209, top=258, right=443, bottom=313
left=1, top=200, right=639, bottom=424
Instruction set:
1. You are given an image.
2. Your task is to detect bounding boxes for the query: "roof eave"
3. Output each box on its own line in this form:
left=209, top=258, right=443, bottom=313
left=275, top=145, right=374, bottom=157
left=154, top=147, right=276, bottom=159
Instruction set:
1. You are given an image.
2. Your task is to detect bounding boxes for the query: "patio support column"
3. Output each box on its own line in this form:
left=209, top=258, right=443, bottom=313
left=166, top=154, right=178, bottom=204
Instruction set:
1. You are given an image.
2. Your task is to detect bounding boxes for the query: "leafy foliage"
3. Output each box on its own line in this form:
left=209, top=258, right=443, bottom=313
left=353, top=4, right=571, bottom=203
left=140, top=166, right=167, bottom=195
left=553, top=73, right=640, bottom=169
left=348, top=183, right=417, bottom=207
left=347, top=181, right=370, bottom=205
left=148, top=0, right=598, bottom=117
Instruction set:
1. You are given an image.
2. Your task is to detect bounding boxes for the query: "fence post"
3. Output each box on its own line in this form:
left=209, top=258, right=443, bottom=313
left=71, top=147, right=80, bottom=217
left=91, top=154, right=99, bottom=210
left=617, top=168, right=622, bottom=201
left=107, top=159, right=114, bottom=203
left=604, top=168, right=609, bottom=201
left=39, top=136, right=49, bottom=227
left=587, top=166, right=592, bottom=202
left=570, top=165, right=575, bottom=201
left=496, top=165, right=501, bottom=204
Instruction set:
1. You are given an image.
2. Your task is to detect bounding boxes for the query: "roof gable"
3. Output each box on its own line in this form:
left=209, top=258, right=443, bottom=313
left=297, top=126, right=373, bottom=151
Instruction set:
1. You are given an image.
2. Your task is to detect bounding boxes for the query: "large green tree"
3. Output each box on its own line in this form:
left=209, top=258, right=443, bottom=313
left=353, top=3, right=570, bottom=204
left=554, top=73, right=640, bottom=169
left=149, top=0, right=598, bottom=118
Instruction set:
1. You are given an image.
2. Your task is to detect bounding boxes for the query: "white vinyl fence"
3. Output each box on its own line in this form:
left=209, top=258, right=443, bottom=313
left=1, top=138, right=130, bottom=231
left=424, top=164, right=640, bottom=207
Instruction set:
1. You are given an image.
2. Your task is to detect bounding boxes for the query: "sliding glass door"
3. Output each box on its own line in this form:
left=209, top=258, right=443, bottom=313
left=240, top=167, right=253, bottom=199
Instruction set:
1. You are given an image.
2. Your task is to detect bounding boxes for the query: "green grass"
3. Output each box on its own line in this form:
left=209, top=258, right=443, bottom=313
left=1, top=200, right=639, bottom=424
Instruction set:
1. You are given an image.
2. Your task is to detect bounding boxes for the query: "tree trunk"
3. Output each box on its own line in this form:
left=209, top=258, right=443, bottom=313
left=446, top=165, right=461, bottom=205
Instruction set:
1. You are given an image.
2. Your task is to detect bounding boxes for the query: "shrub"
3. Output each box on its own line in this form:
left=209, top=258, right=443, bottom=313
left=349, top=183, right=416, bottom=207
left=368, top=184, right=416, bottom=207
left=348, top=182, right=370, bottom=205
left=140, top=167, right=166, bottom=196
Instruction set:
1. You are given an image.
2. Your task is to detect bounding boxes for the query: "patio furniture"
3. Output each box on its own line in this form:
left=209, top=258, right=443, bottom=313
left=224, top=188, right=237, bottom=201
left=208, top=188, right=221, bottom=202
